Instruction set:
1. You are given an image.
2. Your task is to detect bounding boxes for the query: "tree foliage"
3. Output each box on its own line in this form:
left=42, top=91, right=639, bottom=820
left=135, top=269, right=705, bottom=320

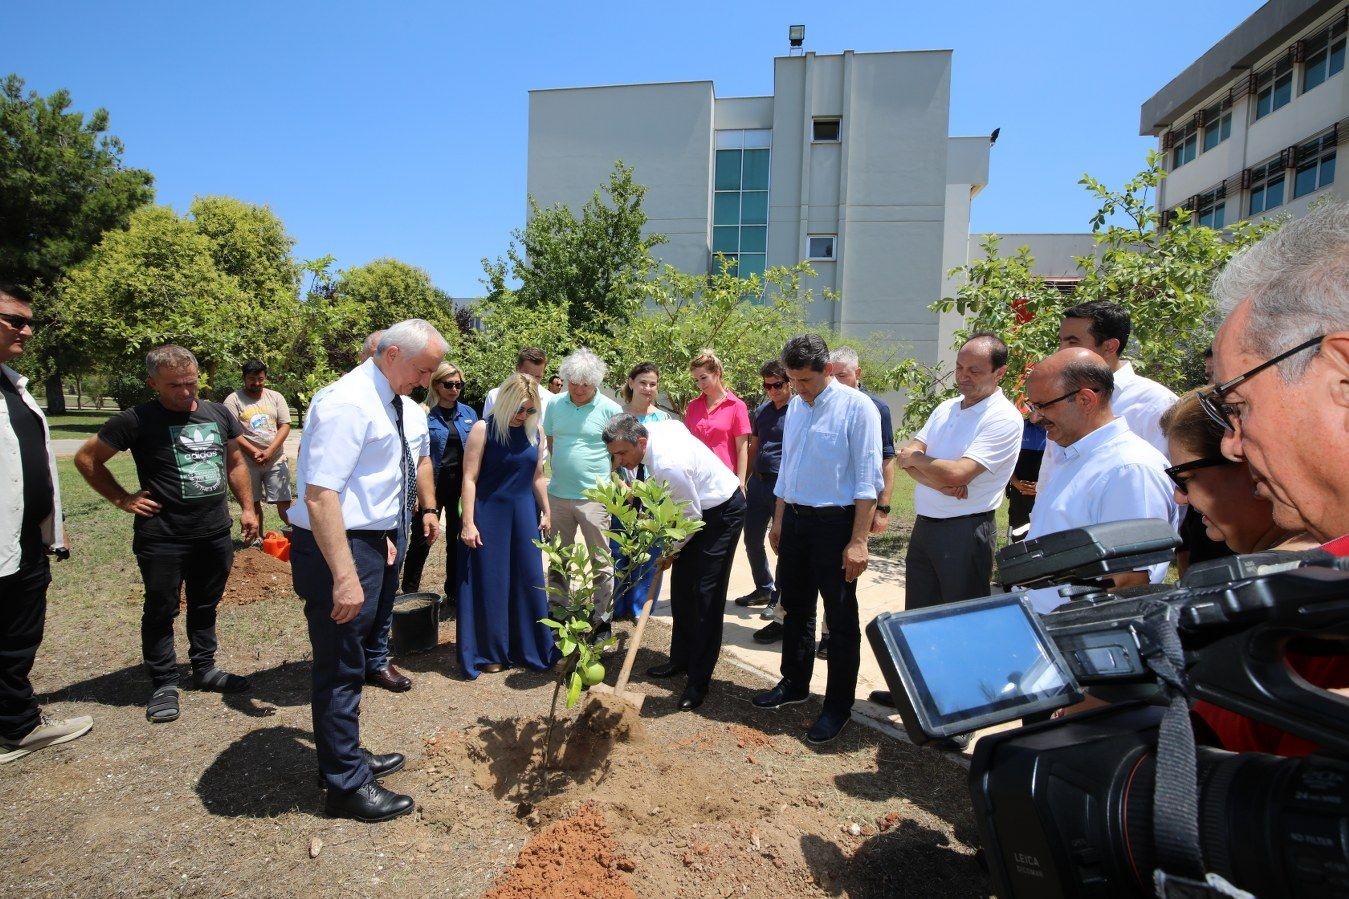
left=481, top=161, right=665, bottom=340
left=891, top=152, right=1284, bottom=432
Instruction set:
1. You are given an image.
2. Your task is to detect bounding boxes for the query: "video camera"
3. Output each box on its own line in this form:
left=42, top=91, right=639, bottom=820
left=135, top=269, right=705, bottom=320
left=867, top=520, right=1349, bottom=897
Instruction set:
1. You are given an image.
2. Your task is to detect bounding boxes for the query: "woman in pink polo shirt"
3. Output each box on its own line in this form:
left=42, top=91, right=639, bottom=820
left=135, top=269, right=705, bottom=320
left=683, top=349, right=751, bottom=486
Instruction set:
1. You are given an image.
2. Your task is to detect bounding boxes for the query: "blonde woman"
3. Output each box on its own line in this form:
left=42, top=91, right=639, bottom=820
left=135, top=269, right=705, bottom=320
left=456, top=374, right=557, bottom=677
left=684, top=350, right=750, bottom=486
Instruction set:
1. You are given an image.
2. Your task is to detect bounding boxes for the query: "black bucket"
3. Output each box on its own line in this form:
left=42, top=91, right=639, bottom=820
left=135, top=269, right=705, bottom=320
left=391, top=592, right=439, bottom=655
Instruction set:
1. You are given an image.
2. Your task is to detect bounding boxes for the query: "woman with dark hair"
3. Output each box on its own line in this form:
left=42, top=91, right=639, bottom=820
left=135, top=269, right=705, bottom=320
left=610, top=362, right=669, bottom=621
left=621, top=362, right=669, bottom=424
left=402, top=361, right=475, bottom=601
left=456, top=374, right=558, bottom=677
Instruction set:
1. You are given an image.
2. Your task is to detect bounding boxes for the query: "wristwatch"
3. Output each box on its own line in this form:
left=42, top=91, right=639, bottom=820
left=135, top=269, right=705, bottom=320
left=420, top=509, right=438, bottom=517
left=875, top=504, right=891, bottom=514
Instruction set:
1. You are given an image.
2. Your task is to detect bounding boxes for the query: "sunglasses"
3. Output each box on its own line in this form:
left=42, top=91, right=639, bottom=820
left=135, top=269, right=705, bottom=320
left=1026, top=387, right=1092, bottom=416
left=514, top=404, right=537, bottom=416
left=437, top=379, right=465, bottom=390
left=0, top=312, right=35, bottom=331
left=1164, top=457, right=1231, bottom=494
left=761, top=380, right=786, bottom=391
left=1198, top=334, right=1324, bottom=431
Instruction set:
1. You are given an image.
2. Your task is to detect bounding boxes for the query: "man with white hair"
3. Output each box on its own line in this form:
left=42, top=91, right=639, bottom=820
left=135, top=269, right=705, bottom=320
left=289, top=318, right=445, bottom=822
left=543, top=348, right=622, bottom=636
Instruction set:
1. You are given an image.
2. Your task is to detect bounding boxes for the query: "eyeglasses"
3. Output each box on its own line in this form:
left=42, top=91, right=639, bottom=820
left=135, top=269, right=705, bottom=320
left=1025, top=387, right=1090, bottom=416
left=437, top=379, right=465, bottom=390
left=761, top=380, right=786, bottom=391
left=0, top=312, right=35, bottom=332
left=1164, top=457, right=1231, bottom=494
left=514, top=404, right=537, bottom=416
left=1198, top=335, right=1324, bottom=431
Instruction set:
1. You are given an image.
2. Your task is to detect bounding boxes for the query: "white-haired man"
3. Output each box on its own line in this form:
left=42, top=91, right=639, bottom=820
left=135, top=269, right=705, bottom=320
left=289, top=318, right=445, bottom=822
left=543, top=348, right=622, bottom=636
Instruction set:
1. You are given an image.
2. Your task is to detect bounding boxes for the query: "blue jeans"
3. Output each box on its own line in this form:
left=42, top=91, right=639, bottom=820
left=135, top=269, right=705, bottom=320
left=743, top=475, right=778, bottom=599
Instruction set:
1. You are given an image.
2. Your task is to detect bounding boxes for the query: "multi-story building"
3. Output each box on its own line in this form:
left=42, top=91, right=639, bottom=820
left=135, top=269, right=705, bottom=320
left=1142, top=0, right=1348, bottom=227
left=527, top=49, right=993, bottom=366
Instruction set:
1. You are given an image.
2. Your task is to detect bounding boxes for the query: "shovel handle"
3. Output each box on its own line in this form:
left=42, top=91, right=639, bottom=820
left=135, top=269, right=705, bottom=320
left=613, top=566, right=665, bottom=695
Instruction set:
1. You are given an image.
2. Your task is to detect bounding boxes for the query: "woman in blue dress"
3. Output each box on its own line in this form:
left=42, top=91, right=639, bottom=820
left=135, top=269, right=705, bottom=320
left=611, top=362, right=670, bottom=621
left=456, top=373, right=558, bottom=677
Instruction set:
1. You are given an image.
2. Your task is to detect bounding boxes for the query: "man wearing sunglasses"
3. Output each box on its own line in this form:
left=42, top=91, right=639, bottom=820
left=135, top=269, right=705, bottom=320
left=739, top=359, right=791, bottom=639
left=1021, top=348, right=1179, bottom=613
left=1209, top=201, right=1349, bottom=549
left=0, top=285, right=93, bottom=764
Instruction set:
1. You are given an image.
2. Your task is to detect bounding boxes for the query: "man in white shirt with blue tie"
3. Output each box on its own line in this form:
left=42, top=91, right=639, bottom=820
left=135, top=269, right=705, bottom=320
left=752, top=335, right=883, bottom=745
left=289, top=319, right=445, bottom=823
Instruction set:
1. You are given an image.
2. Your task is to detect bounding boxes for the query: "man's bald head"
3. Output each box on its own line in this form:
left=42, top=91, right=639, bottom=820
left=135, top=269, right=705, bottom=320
left=1025, top=348, right=1115, bottom=447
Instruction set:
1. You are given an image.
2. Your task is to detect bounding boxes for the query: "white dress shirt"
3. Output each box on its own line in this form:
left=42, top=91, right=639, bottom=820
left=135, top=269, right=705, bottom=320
left=483, top=383, right=555, bottom=420
left=1023, top=417, right=1180, bottom=613
left=913, top=387, right=1023, bottom=518
left=774, top=380, right=883, bottom=508
left=642, top=420, right=740, bottom=519
left=0, top=365, right=65, bottom=576
left=289, top=359, right=426, bottom=532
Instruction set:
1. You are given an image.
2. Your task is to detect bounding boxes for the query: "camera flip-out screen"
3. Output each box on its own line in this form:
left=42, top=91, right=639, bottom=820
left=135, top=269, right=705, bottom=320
left=867, top=594, right=1082, bottom=742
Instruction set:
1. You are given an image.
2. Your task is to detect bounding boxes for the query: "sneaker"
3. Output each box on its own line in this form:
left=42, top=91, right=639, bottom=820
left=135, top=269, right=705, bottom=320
left=759, top=601, right=779, bottom=622
left=734, top=588, right=772, bottom=608
left=0, top=714, right=94, bottom=764
left=752, top=621, right=784, bottom=644
left=815, top=633, right=830, bottom=660
left=806, top=710, right=850, bottom=745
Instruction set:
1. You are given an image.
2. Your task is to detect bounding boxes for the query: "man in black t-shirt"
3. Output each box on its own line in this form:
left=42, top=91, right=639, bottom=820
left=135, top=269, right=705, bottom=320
left=737, top=360, right=790, bottom=634
left=75, top=345, right=259, bottom=724
left=0, top=284, right=94, bottom=764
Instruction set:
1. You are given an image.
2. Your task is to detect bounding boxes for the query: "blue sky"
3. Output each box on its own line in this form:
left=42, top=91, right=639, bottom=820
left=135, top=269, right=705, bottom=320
left=10, top=1, right=1262, bottom=297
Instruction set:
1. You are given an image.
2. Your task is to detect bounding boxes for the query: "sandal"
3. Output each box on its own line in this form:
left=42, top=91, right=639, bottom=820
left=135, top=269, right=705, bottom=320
left=146, top=685, right=180, bottom=724
left=193, top=668, right=251, bottom=694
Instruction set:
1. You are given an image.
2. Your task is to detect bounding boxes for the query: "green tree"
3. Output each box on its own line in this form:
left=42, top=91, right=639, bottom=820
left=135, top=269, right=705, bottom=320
left=891, top=152, right=1283, bottom=432
left=482, top=161, right=665, bottom=339
left=453, top=292, right=592, bottom=409
left=0, top=73, right=155, bottom=411
left=188, top=195, right=300, bottom=306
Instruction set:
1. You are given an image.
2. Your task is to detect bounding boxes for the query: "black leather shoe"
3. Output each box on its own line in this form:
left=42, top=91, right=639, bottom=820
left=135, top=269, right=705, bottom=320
left=752, top=621, right=784, bottom=644
left=366, top=665, right=412, bottom=693
left=646, top=661, right=686, bottom=678
left=929, top=733, right=971, bottom=752
left=734, top=588, right=772, bottom=607
left=867, top=690, right=895, bottom=708
left=806, top=710, right=849, bottom=745
left=815, top=634, right=830, bottom=660
left=677, top=683, right=707, bottom=711
left=324, top=781, right=414, bottom=823
left=752, top=680, right=810, bottom=709
left=315, top=748, right=406, bottom=788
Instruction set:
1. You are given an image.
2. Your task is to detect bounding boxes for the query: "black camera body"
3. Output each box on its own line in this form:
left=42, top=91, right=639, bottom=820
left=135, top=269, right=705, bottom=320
left=867, top=520, right=1349, bottom=897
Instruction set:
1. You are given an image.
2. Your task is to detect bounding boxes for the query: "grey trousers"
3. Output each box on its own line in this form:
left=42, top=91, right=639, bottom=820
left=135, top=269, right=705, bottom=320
left=903, top=512, right=997, bottom=610
left=548, top=495, right=614, bottom=625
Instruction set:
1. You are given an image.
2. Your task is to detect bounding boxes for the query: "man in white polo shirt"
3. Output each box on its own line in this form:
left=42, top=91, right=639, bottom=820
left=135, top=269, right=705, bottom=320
left=897, top=332, right=1022, bottom=609
left=1022, top=347, right=1179, bottom=614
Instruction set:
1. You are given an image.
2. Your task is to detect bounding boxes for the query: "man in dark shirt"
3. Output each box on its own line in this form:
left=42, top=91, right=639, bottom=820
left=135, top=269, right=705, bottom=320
left=76, top=345, right=259, bottom=725
left=0, top=284, right=93, bottom=764
left=736, top=360, right=790, bottom=614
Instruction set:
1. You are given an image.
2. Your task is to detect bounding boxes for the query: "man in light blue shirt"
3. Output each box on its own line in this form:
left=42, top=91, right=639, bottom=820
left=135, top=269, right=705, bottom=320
left=543, top=348, right=622, bottom=633
left=752, top=335, right=882, bottom=745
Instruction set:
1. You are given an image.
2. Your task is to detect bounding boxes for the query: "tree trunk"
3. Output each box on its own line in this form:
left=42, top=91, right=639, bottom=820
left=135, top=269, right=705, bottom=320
left=44, top=373, right=67, bottom=415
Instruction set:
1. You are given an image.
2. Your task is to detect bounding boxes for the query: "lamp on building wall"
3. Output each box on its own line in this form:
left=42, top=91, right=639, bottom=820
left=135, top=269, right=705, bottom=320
left=789, top=25, right=805, bottom=54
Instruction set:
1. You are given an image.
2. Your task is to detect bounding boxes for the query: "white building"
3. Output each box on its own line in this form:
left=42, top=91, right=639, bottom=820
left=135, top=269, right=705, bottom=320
left=527, top=49, right=993, bottom=367
left=1142, top=0, right=1347, bottom=227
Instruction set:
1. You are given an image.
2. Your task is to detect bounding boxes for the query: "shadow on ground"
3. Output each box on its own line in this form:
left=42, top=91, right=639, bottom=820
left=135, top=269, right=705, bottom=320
left=196, top=725, right=321, bottom=817
left=802, top=820, right=986, bottom=897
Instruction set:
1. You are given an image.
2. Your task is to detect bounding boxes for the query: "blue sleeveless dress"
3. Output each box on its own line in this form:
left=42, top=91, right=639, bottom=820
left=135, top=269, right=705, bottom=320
left=456, top=425, right=558, bottom=677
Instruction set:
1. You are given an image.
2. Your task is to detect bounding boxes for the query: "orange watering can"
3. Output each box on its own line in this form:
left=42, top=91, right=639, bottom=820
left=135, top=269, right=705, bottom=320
left=261, top=530, right=291, bottom=562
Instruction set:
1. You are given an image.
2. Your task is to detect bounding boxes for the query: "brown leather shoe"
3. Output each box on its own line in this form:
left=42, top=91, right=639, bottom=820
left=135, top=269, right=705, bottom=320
left=366, top=665, right=412, bottom=693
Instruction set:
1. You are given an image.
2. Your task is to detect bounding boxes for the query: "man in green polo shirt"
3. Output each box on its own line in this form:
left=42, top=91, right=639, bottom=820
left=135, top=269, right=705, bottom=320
left=543, top=348, right=622, bottom=636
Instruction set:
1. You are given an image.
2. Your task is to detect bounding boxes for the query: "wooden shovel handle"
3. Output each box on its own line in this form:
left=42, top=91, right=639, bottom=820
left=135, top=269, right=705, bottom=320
left=613, top=566, right=665, bottom=695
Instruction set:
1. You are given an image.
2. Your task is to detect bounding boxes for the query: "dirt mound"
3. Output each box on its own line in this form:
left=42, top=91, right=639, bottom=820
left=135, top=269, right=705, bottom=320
left=483, top=802, right=635, bottom=899
left=219, top=546, right=293, bottom=607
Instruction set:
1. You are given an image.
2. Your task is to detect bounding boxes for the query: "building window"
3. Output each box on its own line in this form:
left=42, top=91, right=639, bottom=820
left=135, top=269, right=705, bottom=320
left=1200, top=101, right=1232, bottom=152
left=713, top=129, right=771, bottom=280
left=807, top=235, right=835, bottom=260
left=1302, top=18, right=1347, bottom=94
left=1293, top=133, right=1336, bottom=199
left=1172, top=121, right=1198, bottom=168
left=812, top=118, right=840, bottom=142
left=1248, top=157, right=1287, bottom=215
left=1254, top=55, right=1293, bottom=120
left=1195, top=188, right=1225, bottom=229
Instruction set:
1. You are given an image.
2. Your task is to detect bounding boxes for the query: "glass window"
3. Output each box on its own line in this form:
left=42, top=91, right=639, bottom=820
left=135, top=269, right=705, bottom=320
left=812, top=119, right=840, bottom=141
left=1195, top=189, right=1225, bottom=229
left=712, top=226, right=739, bottom=254
left=1255, top=56, right=1293, bottom=120
left=713, top=192, right=740, bottom=226
left=807, top=235, right=836, bottom=259
left=739, top=191, right=768, bottom=225
left=1201, top=106, right=1231, bottom=153
left=1172, top=131, right=1197, bottom=168
left=737, top=254, right=766, bottom=279
left=1293, top=135, right=1336, bottom=199
left=739, top=226, right=767, bottom=254
left=1249, top=160, right=1286, bottom=215
left=715, top=150, right=742, bottom=191
left=742, top=149, right=770, bottom=190
left=1303, top=19, right=1347, bottom=93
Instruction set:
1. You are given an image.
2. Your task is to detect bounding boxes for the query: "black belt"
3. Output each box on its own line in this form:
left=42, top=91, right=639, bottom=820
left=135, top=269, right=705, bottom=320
left=755, top=471, right=778, bottom=481
left=785, top=503, right=854, bottom=519
left=916, top=511, right=994, bottom=523
left=346, top=528, right=398, bottom=538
